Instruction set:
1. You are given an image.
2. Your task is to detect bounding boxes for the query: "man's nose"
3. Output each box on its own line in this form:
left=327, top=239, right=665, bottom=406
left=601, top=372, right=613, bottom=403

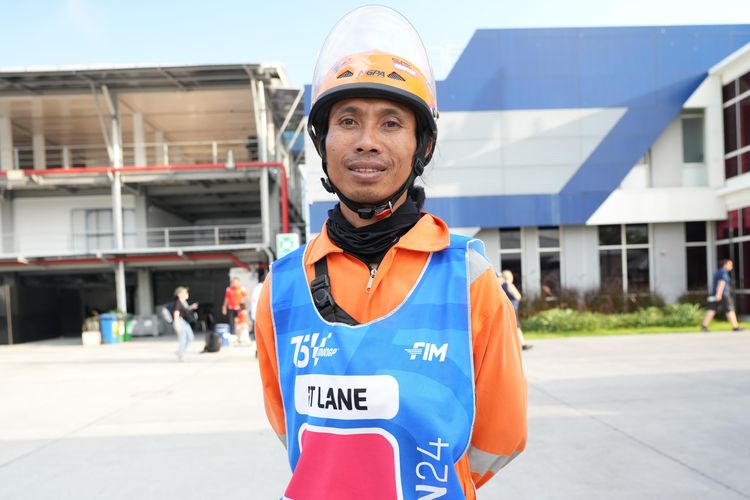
left=355, top=123, right=379, bottom=153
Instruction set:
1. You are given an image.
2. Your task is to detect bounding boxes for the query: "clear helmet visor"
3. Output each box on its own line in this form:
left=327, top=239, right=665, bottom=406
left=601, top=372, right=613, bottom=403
left=311, top=5, right=437, bottom=111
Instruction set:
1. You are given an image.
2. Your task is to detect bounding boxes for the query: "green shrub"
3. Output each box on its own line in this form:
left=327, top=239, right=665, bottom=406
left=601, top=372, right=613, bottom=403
left=661, top=303, right=704, bottom=326
left=629, top=292, right=666, bottom=310
left=522, top=303, right=703, bottom=332
left=677, top=291, right=709, bottom=308
left=520, top=287, right=582, bottom=319
left=553, top=287, right=582, bottom=310
left=523, top=308, right=598, bottom=332
left=519, top=293, right=553, bottom=319
left=584, top=285, right=625, bottom=313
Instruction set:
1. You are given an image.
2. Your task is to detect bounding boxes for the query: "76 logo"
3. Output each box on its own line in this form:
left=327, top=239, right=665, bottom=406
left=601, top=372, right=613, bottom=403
left=290, top=332, right=335, bottom=368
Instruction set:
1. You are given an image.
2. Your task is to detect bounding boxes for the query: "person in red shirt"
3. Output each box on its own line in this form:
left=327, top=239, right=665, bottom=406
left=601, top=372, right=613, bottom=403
left=222, top=277, right=247, bottom=335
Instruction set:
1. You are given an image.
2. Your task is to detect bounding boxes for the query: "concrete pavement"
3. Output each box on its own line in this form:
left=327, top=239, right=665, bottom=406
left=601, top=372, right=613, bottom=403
left=0, top=331, right=748, bottom=499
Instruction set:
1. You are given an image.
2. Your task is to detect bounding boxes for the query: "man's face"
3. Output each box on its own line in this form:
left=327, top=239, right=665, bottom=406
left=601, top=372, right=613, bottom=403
left=325, top=97, right=417, bottom=205
left=726, top=260, right=734, bottom=271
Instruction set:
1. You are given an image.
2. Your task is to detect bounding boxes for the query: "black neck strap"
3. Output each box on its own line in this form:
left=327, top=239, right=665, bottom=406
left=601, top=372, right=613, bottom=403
left=311, top=258, right=359, bottom=326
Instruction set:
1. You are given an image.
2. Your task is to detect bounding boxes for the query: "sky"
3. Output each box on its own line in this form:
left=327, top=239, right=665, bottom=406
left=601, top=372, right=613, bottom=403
left=1, top=0, right=749, bottom=86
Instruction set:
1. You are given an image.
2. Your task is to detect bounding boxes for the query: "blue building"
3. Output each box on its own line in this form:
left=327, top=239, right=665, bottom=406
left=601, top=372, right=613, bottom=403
left=305, top=25, right=750, bottom=312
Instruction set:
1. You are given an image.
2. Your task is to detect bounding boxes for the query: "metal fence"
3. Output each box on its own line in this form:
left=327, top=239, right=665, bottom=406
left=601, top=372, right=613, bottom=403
left=1, top=224, right=264, bottom=257
left=12, top=140, right=251, bottom=169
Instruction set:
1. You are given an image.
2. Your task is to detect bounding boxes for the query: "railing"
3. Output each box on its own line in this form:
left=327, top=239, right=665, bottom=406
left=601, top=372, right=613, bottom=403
left=0, top=224, right=264, bottom=258
left=12, top=140, right=252, bottom=170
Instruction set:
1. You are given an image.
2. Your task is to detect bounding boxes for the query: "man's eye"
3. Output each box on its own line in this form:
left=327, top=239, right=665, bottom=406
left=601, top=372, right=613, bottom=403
left=340, top=118, right=356, bottom=126
left=384, top=120, right=400, bottom=128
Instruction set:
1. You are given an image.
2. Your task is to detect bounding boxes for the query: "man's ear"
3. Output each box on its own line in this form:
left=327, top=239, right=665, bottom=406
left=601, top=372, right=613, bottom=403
left=423, top=137, right=435, bottom=162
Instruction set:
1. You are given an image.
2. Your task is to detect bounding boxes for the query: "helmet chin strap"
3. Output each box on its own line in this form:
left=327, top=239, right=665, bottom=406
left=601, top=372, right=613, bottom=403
left=321, top=168, right=417, bottom=221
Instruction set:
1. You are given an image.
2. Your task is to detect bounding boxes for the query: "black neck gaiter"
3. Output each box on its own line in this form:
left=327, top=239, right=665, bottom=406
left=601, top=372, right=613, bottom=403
left=326, top=197, right=422, bottom=265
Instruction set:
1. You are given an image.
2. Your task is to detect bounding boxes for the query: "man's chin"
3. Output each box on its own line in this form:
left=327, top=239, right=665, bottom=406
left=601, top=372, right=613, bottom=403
left=338, top=192, right=383, bottom=207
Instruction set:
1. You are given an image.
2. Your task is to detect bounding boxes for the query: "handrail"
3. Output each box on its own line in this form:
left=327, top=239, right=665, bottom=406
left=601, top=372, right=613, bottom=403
left=0, top=162, right=291, bottom=232
left=1, top=224, right=266, bottom=255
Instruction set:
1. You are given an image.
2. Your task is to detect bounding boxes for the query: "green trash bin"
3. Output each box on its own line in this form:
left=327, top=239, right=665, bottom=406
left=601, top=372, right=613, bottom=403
left=124, top=315, right=134, bottom=342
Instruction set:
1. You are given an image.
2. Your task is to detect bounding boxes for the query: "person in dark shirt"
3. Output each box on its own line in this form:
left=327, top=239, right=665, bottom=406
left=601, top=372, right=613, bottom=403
left=172, top=286, right=198, bottom=360
left=701, top=259, right=743, bottom=332
left=498, top=270, right=532, bottom=350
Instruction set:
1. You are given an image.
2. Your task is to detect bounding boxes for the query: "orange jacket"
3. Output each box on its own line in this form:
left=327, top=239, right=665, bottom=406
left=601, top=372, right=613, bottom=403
left=256, top=213, right=527, bottom=498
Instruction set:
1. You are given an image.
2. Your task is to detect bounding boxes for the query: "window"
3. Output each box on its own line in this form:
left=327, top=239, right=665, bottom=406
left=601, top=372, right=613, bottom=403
left=72, top=209, right=136, bottom=252
left=742, top=70, right=750, bottom=94
left=685, top=222, right=708, bottom=291
left=538, top=227, right=560, bottom=299
left=723, top=71, right=750, bottom=180
left=723, top=81, right=736, bottom=102
left=499, top=228, right=522, bottom=293
left=598, top=224, right=650, bottom=293
left=715, top=207, right=750, bottom=315
left=682, top=113, right=704, bottom=163
left=741, top=97, right=750, bottom=149
left=716, top=209, right=739, bottom=240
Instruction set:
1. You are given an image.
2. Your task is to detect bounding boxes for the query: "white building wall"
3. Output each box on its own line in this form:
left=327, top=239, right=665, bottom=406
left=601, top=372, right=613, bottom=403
left=560, top=225, right=600, bottom=292
left=589, top=73, right=729, bottom=226
left=587, top=187, right=725, bottom=225
left=650, top=119, right=684, bottom=188
left=13, top=195, right=135, bottom=256
left=686, top=75, right=725, bottom=189
left=521, top=227, right=541, bottom=297
left=476, top=228, right=500, bottom=271
left=652, top=223, right=687, bottom=303
left=0, top=198, right=13, bottom=254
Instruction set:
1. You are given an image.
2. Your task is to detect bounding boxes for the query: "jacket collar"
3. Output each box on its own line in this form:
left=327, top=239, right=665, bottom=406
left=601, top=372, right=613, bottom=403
left=304, top=213, right=451, bottom=266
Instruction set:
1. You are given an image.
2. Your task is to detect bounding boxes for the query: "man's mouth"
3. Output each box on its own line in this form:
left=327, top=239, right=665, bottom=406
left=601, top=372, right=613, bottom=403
left=346, top=161, right=387, bottom=180
left=351, top=167, right=383, bottom=173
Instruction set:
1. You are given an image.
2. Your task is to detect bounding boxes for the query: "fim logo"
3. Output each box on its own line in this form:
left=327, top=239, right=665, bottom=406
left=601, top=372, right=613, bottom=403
left=405, top=342, right=448, bottom=362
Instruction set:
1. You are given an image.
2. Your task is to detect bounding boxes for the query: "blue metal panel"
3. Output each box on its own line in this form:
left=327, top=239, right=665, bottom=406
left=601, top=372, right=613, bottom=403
left=309, top=195, right=560, bottom=230
left=438, top=26, right=750, bottom=226
left=439, top=26, right=750, bottom=111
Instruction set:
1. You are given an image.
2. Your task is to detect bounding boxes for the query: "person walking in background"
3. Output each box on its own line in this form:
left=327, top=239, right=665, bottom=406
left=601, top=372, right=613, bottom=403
left=499, top=270, right=533, bottom=350
left=172, top=286, right=198, bottom=361
left=701, top=259, right=744, bottom=332
left=222, top=277, right=247, bottom=335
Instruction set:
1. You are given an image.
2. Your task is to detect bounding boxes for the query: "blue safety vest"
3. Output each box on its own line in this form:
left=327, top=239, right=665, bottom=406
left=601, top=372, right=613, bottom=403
left=271, top=234, right=480, bottom=500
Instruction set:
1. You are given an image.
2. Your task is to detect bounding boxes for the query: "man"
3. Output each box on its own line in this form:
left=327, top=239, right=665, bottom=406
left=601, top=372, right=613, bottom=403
left=701, top=259, right=743, bottom=331
left=221, top=276, right=247, bottom=334
left=256, top=6, right=527, bottom=499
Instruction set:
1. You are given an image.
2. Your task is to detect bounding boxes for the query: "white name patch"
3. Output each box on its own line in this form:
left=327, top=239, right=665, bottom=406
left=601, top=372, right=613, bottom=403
left=294, top=374, right=399, bottom=420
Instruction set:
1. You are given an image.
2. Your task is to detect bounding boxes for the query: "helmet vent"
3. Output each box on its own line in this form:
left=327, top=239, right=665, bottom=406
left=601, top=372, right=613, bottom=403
left=387, top=71, right=405, bottom=81
left=337, top=70, right=354, bottom=79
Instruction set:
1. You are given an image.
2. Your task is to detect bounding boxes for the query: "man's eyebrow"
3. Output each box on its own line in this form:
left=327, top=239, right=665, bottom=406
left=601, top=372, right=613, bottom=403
left=330, top=105, right=360, bottom=117
left=330, top=104, right=409, bottom=118
left=378, top=106, right=408, bottom=118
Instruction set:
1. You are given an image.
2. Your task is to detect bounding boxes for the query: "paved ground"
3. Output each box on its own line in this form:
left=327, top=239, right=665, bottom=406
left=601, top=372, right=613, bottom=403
left=0, top=331, right=748, bottom=500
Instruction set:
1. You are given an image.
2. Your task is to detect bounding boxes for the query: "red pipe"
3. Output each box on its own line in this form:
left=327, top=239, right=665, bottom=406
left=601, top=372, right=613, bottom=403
left=0, top=162, right=291, bottom=233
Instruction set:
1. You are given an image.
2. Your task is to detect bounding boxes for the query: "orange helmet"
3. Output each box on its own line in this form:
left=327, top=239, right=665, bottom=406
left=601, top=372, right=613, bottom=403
left=308, top=5, right=438, bottom=173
